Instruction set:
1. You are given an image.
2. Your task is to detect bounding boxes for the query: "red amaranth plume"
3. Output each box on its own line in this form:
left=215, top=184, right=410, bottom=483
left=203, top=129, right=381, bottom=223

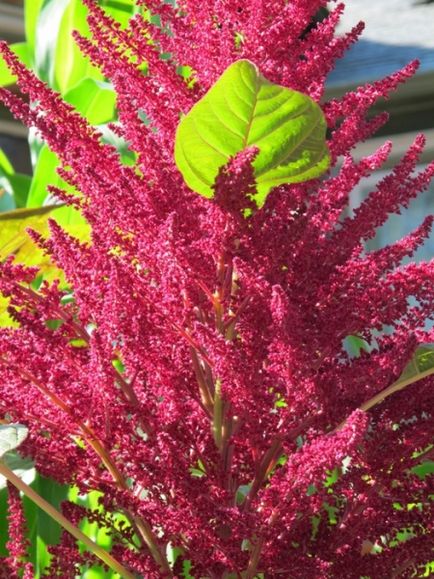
left=4, top=483, right=33, bottom=578
left=0, top=1, right=433, bottom=576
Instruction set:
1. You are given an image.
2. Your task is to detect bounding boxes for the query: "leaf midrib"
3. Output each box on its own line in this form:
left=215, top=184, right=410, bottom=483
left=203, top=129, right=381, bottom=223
left=240, top=66, right=260, bottom=149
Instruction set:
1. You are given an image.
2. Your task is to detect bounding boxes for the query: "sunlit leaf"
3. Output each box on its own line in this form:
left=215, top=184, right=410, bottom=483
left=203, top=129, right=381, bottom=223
left=175, top=59, right=330, bottom=206
left=24, top=474, right=70, bottom=574
left=27, top=145, right=61, bottom=208
left=0, top=149, right=13, bottom=175
left=395, top=343, right=434, bottom=384
left=24, top=0, right=45, bottom=53
left=102, top=0, right=137, bottom=28
left=0, top=204, right=62, bottom=268
left=0, top=206, right=89, bottom=329
left=64, top=78, right=116, bottom=125
left=34, top=0, right=70, bottom=84
left=25, top=144, right=91, bottom=238
left=54, top=0, right=104, bottom=94
left=69, top=486, right=125, bottom=578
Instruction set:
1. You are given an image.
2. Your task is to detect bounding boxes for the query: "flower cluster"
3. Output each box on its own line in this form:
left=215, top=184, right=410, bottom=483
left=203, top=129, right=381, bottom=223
left=0, top=0, right=433, bottom=576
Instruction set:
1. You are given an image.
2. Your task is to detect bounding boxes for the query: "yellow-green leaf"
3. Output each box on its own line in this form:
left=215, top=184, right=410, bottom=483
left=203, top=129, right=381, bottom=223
left=175, top=59, right=330, bottom=206
left=0, top=205, right=89, bottom=326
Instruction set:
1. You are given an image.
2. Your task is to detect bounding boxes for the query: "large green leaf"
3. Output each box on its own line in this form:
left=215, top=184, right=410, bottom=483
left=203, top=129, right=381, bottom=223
left=69, top=487, right=122, bottom=578
left=175, top=59, right=330, bottom=206
left=25, top=144, right=90, bottom=232
left=6, top=174, right=32, bottom=209
left=26, top=145, right=59, bottom=208
left=102, top=0, right=138, bottom=28
left=0, top=204, right=90, bottom=327
left=0, top=205, right=65, bottom=273
left=24, top=0, right=45, bottom=54
left=54, top=0, right=104, bottom=94
left=34, top=0, right=71, bottom=84
left=64, top=78, right=116, bottom=125
left=24, top=475, right=70, bottom=575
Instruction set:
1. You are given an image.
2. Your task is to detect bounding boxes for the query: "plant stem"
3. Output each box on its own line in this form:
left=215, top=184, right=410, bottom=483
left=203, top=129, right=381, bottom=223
left=245, top=536, right=264, bottom=579
left=333, top=364, right=434, bottom=432
left=0, top=460, right=136, bottom=579
left=190, top=347, right=214, bottom=416
left=0, top=358, right=171, bottom=576
left=131, top=515, right=172, bottom=576
left=243, top=437, right=283, bottom=513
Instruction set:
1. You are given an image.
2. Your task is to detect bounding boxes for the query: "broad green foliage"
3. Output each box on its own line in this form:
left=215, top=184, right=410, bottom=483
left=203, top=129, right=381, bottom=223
left=64, top=78, right=116, bottom=125
left=175, top=59, right=330, bottom=206
left=54, top=0, right=103, bottom=94
left=24, top=476, right=69, bottom=575
left=24, top=0, right=45, bottom=54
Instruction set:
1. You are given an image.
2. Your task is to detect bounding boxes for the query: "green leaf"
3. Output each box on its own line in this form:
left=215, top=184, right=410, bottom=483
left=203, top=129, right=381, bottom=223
left=175, top=59, right=330, bottom=206
left=27, top=145, right=66, bottom=207
left=0, top=424, right=29, bottom=458
left=343, top=335, right=370, bottom=358
left=34, top=0, right=71, bottom=84
left=69, top=487, right=127, bottom=578
left=7, top=173, right=33, bottom=208
left=0, top=169, right=32, bottom=211
left=412, top=461, right=434, bottom=480
left=64, top=78, right=116, bottom=125
left=24, top=474, right=70, bottom=574
left=102, top=0, right=136, bottom=28
left=0, top=149, right=14, bottom=175
left=24, top=0, right=45, bottom=53
left=0, top=205, right=64, bottom=275
left=25, top=145, right=91, bottom=236
left=54, top=0, right=103, bottom=94
left=99, top=125, right=137, bottom=166
left=0, top=205, right=89, bottom=328
left=0, top=43, right=32, bottom=87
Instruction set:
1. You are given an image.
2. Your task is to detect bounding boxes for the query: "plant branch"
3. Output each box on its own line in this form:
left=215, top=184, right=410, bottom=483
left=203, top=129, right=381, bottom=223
left=0, top=357, right=171, bottom=576
left=0, top=460, right=136, bottom=579
left=333, top=364, right=434, bottom=432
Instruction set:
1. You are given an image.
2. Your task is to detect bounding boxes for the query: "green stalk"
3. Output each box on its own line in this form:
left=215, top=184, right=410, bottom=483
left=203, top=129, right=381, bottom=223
left=0, top=460, right=136, bottom=579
